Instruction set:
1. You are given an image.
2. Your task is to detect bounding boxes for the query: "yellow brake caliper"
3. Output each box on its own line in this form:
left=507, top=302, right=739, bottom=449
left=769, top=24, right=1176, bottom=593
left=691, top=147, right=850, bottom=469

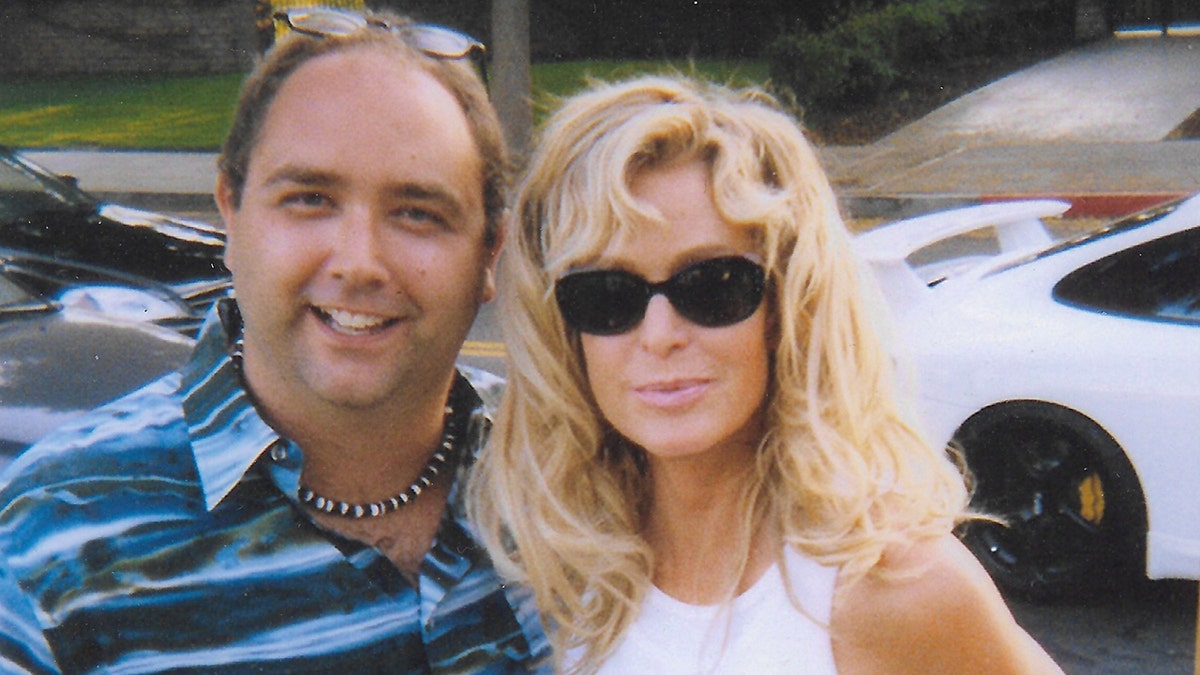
left=1077, top=473, right=1106, bottom=525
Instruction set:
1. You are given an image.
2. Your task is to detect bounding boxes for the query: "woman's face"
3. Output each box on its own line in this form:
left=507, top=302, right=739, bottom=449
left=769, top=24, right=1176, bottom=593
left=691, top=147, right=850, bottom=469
left=577, top=159, right=771, bottom=466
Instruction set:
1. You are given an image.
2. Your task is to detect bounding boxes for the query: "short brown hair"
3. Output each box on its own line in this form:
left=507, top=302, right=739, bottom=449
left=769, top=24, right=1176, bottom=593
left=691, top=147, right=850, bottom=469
left=217, top=10, right=507, bottom=246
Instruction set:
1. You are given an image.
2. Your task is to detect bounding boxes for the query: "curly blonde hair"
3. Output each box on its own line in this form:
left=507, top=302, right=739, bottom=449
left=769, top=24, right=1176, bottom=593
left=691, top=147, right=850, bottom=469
left=467, top=74, right=969, bottom=673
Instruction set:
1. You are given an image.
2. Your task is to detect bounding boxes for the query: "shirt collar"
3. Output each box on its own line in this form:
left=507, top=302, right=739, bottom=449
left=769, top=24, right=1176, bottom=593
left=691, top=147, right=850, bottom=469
left=181, top=299, right=281, bottom=511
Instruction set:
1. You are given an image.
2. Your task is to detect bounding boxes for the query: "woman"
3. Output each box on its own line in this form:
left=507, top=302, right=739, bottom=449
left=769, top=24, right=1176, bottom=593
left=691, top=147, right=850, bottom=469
left=469, top=75, right=1061, bottom=674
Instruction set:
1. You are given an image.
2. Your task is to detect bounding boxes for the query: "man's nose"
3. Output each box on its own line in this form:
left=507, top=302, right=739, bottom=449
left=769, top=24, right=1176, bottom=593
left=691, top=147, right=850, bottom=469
left=327, top=207, right=388, bottom=285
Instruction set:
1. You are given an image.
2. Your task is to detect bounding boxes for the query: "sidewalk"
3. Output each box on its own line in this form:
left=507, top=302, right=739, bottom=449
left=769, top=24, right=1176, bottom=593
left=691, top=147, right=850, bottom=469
left=22, top=35, right=1200, bottom=222
left=24, top=149, right=220, bottom=215
left=826, top=34, right=1200, bottom=219
left=824, top=139, right=1200, bottom=219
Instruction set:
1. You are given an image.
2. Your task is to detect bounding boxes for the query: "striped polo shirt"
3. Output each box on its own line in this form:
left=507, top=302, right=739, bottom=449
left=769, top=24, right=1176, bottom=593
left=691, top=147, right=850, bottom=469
left=0, top=300, right=549, bottom=674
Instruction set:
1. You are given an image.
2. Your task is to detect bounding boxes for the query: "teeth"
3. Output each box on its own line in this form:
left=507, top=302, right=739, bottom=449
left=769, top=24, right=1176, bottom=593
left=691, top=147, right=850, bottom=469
left=318, top=307, right=391, bottom=335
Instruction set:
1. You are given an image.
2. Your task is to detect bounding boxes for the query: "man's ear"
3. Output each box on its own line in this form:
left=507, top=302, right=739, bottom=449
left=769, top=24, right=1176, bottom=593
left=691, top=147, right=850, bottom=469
left=215, top=173, right=238, bottom=274
left=481, top=222, right=505, bottom=304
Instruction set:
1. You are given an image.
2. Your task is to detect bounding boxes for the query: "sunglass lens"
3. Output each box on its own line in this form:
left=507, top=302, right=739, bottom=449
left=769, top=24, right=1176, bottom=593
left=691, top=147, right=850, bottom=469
left=400, top=24, right=483, bottom=58
left=284, top=8, right=365, bottom=36
left=556, top=270, right=645, bottom=335
left=670, top=258, right=765, bottom=327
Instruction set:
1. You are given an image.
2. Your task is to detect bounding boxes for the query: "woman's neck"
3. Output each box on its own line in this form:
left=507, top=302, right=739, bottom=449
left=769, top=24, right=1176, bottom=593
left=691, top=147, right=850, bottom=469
left=642, top=451, right=776, bottom=604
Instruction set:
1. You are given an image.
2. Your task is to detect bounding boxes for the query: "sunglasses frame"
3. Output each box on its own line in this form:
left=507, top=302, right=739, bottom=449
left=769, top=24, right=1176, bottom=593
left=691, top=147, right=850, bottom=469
left=554, top=256, right=767, bottom=336
left=272, top=7, right=489, bottom=87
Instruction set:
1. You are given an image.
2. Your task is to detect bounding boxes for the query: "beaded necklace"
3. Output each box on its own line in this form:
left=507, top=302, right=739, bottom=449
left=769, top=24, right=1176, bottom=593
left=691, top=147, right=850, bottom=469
left=227, top=306, right=463, bottom=519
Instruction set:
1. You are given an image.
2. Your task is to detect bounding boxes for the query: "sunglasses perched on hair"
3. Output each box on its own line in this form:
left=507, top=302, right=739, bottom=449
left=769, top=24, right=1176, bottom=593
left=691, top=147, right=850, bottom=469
left=273, top=7, right=488, bottom=85
left=555, top=256, right=766, bottom=336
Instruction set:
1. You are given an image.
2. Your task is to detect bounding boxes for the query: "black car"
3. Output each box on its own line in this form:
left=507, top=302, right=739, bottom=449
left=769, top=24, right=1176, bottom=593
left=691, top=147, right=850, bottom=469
left=0, top=147, right=227, bottom=286
left=0, top=269, right=192, bottom=468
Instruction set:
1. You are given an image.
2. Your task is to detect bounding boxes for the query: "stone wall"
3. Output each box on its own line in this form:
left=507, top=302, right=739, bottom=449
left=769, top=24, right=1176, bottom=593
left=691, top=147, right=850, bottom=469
left=0, top=0, right=258, bottom=78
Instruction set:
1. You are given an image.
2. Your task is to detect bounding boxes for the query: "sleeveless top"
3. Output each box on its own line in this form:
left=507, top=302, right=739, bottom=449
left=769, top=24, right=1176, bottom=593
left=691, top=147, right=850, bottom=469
left=586, top=546, right=840, bottom=674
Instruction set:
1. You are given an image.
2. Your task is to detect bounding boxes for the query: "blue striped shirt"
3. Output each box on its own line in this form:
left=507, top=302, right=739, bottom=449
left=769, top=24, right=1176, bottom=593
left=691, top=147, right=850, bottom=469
left=0, top=300, right=549, bottom=674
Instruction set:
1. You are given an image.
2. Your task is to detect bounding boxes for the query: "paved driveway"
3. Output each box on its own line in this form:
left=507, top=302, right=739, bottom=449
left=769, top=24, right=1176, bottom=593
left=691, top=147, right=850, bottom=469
left=881, top=35, right=1200, bottom=144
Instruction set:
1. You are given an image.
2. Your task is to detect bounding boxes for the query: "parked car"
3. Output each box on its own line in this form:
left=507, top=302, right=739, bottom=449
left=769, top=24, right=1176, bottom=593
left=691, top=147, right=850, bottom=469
left=0, top=146, right=227, bottom=286
left=0, top=268, right=192, bottom=470
left=855, top=194, right=1200, bottom=599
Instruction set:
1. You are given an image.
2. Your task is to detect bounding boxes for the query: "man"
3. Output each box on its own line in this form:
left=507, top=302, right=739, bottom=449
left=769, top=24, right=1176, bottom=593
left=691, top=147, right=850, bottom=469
left=0, top=8, right=548, bottom=673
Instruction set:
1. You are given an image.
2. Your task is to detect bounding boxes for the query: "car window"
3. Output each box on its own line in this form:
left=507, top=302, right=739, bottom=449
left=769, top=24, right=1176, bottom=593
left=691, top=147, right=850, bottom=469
left=1054, top=226, right=1200, bottom=326
left=0, top=157, right=78, bottom=222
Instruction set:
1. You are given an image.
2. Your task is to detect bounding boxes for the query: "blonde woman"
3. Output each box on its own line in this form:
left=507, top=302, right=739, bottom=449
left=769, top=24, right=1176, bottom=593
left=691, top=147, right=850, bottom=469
left=469, top=75, right=1062, bottom=674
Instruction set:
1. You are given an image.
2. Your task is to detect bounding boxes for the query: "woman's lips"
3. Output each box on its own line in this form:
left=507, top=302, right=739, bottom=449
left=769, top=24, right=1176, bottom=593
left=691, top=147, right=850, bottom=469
left=634, top=379, right=710, bottom=408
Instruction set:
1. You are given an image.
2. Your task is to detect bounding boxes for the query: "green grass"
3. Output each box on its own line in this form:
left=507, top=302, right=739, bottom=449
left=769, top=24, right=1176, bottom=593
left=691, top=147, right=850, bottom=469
left=0, top=74, right=244, bottom=150
left=0, top=59, right=768, bottom=151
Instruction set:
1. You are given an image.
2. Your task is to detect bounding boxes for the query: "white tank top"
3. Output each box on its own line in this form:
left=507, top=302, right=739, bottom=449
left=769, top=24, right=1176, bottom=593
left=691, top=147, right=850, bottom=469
left=585, top=547, right=840, bottom=674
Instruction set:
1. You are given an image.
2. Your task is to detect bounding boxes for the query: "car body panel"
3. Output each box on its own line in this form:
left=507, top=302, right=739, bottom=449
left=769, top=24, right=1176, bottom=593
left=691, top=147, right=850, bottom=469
left=859, top=194, right=1200, bottom=582
left=0, top=302, right=191, bottom=470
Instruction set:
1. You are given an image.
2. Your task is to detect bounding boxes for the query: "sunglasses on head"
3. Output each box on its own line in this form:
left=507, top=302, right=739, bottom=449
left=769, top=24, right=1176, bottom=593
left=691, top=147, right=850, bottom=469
left=555, top=256, right=766, bottom=336
left=273, top=7, right=488, bottom=86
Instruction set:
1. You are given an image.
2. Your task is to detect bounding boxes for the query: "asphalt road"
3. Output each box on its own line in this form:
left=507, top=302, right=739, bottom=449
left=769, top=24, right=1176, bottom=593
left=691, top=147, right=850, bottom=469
left=1013, top=579, right=1197, bottom=673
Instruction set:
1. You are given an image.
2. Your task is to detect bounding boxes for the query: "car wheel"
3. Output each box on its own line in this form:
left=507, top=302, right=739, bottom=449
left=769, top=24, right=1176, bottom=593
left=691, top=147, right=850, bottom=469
left=953, top=401, right=1146, bottom=600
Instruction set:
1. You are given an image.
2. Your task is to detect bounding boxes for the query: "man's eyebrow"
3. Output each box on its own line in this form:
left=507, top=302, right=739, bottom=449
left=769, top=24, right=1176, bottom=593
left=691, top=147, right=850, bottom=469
left=386, top=183, right=469, bottom=220
left=263, top=166, right=341, bottom=188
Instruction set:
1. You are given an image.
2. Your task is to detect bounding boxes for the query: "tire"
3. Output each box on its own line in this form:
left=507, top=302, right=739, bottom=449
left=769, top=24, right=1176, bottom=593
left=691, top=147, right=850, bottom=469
left=953, top=401, right=1147, bottom=601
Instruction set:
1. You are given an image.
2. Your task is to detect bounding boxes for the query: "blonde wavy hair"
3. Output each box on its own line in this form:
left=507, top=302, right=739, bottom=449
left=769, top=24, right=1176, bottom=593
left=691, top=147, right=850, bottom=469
left=467, top=74, right=969, bottom=673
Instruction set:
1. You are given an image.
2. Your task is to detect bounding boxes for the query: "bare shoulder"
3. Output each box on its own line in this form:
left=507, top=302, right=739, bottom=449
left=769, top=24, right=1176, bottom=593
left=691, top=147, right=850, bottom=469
left=830, top=534, right=1063, bottom=675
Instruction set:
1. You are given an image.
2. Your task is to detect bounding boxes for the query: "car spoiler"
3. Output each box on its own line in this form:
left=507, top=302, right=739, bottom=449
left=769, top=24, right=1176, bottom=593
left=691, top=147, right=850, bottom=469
left=854, top=200, right=1070, bottom=312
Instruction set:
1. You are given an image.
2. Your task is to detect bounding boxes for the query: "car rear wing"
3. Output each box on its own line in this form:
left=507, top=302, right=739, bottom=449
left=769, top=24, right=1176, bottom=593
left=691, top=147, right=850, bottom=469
left=854, top=200, right=1070, bottom=312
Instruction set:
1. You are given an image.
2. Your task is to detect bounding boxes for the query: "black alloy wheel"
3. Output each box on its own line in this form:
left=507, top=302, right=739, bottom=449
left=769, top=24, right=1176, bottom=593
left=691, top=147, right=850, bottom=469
left=954, top=401, right=1147, bottom=600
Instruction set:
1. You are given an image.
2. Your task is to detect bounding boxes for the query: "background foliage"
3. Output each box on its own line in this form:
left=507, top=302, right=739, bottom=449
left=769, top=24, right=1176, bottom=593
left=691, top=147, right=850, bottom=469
left=765, top=0, right=1077, bottom=108
left=387, top=0, right=1078, bottom=111
left=388, top=0, right=1077, bottom=61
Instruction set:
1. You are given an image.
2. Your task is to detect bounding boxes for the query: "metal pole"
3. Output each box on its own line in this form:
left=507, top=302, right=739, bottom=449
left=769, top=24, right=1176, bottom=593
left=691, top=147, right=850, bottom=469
left=490, top=0, right=533, bottom=165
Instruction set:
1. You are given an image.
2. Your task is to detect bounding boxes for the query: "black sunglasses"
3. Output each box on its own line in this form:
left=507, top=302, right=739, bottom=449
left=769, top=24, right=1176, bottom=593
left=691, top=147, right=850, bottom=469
left=555, top=256, right=766, bottom=336
left=273, top=7, right=488, bottom=86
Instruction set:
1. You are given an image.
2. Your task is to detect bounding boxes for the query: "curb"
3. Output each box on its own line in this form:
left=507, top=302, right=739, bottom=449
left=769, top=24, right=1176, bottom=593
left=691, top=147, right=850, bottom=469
left=979, top=192, right=1191, bottom=218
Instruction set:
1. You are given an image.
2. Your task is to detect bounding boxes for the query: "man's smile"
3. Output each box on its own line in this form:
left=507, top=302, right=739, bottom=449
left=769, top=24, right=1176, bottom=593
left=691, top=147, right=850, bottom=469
left=311, top=306, right=401, bottom=336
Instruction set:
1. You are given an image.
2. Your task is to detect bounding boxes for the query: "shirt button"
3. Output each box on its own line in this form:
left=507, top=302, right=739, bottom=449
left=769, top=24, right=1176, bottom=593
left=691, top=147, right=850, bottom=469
left=269, top=443, right=288, bottom=462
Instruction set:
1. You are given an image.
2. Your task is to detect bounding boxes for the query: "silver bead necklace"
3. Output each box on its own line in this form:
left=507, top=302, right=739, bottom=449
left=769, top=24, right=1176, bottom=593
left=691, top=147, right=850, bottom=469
left=298, top=401, right=457, bottom=518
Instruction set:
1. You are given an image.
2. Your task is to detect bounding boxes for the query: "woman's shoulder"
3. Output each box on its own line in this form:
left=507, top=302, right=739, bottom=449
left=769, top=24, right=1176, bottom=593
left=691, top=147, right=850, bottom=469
left=830, top=534, right=1063, bottom=675
left=837, top=534, right=1001, bottom=627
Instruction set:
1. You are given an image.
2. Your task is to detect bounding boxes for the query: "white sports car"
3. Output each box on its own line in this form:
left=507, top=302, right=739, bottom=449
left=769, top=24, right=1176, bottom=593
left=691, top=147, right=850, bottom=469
left=855, top=194, right=1200, bottom=599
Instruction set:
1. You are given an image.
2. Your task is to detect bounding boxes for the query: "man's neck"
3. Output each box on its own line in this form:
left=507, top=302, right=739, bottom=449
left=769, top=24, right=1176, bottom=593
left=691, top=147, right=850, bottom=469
left=240, top=359, right=457, bottom=503
left=284, top=377, right=462, bottom=579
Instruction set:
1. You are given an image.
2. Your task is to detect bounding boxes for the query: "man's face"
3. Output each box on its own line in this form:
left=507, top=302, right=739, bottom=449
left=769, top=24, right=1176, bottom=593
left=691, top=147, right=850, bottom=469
left=217, top=47, right=497, bottom=418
